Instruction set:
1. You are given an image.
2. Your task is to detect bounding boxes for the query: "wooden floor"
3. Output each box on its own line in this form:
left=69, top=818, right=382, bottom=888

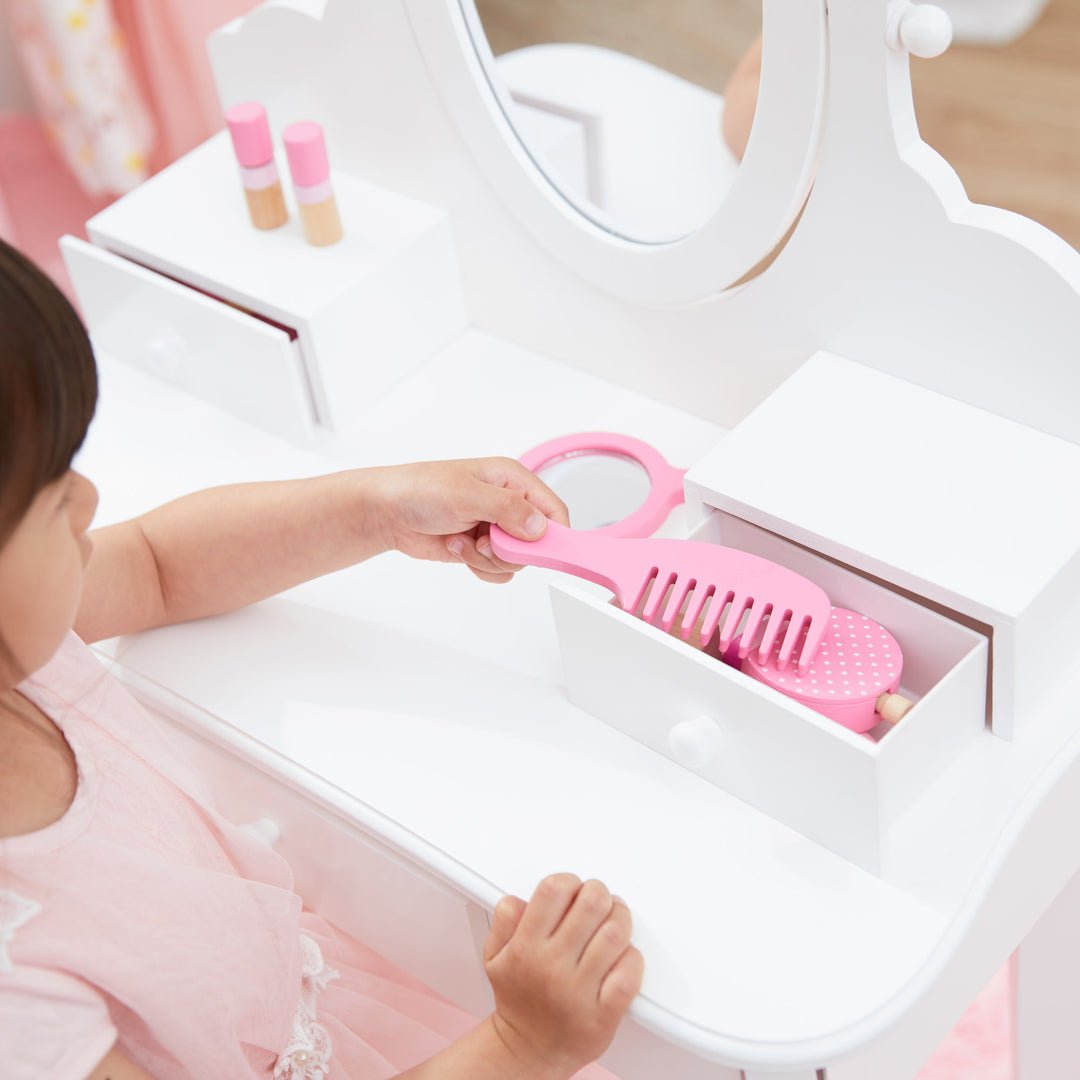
left=911, top=0, right=1080, bottom=249
left=474, top=0, right=1080, bottom=250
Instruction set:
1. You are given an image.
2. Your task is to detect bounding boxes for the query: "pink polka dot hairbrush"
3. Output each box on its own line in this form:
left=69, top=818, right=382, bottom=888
left=740, top=607, right=915, bottom=732
left=489, top=521, right=832, bottom=674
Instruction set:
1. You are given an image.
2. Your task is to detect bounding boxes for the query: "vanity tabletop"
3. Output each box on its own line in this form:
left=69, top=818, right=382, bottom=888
left=77, top=331, right=1080, bottom=1070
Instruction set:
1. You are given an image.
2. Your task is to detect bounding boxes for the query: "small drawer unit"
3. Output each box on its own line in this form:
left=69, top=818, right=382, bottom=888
left=65, top=132, right=467, bottom=440
left=686, top=351, right=1080, bottom=743
left=62, top=236, right=315, bottom=444
left=550, top=350, right=1080, bottom=873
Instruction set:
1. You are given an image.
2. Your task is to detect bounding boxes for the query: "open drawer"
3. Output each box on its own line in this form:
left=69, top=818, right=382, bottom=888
left=550, top=508, right=988, bottom=875
left=62, top=235, right=316, bottom=445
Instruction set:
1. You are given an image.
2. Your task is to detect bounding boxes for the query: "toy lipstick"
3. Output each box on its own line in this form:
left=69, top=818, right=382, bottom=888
left=225, top=102, right=288, bottom=231
left=282, top=120, right=343, bottom=247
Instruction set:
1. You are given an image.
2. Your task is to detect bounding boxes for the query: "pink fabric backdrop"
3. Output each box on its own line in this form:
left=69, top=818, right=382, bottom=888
left=0, top=0, right=259, bottom=296
left=110, top=0, right=260, bottom=174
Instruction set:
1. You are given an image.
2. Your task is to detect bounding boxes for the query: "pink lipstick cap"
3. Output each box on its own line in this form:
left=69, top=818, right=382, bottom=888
left=225, top=102, right=274, bottom=168
left=283, top=121, right=331, bottom=188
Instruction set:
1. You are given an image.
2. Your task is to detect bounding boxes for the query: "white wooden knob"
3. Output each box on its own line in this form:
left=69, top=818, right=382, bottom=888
left=668, top=716, right=722, bottom=769
left=888, top=2, right=953, bottom=58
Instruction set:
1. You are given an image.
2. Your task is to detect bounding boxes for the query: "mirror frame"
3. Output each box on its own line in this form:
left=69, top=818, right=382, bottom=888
left=404, top=0, right=827, bottom=305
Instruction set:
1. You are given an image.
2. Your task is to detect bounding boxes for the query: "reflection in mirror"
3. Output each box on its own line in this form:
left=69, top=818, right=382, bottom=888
left=470, top=0, right=762, bottom=242
left=537, top=452, right=652, bottom=531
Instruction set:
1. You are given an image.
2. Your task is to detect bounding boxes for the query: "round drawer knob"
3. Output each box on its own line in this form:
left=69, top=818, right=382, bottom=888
left=146, top=334, right=187, bottom=379
left=668, top=716, right=722, bottom=769
left=888, top=2, right=952, bottom=57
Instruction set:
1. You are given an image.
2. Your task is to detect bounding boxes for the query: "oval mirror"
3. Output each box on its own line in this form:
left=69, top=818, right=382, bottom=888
left=406, top=0, right=826, bottom=303
left=471, top=1, right=763, bottom=243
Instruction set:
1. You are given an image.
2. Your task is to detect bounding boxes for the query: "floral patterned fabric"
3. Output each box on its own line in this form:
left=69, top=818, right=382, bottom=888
left=5, top=0, right=154, bottom=195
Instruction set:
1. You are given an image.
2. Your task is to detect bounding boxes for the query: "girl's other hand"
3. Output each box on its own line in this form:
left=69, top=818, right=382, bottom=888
left=372, top=458, right=569, bottom=583
left=482, top=874, right=644, bottom=1077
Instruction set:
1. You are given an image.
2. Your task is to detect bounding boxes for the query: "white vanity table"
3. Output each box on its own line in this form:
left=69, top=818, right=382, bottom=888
left=62, top=1, right=1080, bottom=1077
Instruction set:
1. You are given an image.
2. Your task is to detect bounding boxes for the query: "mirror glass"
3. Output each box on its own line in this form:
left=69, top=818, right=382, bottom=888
left=536, top=452, right=652, bottom=530
left=470, top=0, right=763, bottom=243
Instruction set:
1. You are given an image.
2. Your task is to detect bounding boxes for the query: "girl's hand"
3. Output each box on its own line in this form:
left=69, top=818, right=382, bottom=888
left=483, top=874, right=644, bottom=1077
left=371, top=458, right=569, bottom=582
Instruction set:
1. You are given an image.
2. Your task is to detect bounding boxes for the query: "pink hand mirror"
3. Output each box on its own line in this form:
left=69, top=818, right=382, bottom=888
left=520, top=432, right=686, bottom=539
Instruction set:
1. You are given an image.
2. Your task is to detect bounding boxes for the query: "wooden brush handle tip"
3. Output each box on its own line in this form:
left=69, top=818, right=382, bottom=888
left=876, top=692, right=915, bottom=725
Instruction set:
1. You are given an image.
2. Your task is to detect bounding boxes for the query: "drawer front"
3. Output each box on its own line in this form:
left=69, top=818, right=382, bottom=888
left=142, top=701, right=495, bottom=1017
left=61, top=236, right=315, bottom=445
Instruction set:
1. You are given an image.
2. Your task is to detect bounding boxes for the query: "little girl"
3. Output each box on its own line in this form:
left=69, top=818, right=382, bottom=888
left=0, top=237, right=643, bottom=1079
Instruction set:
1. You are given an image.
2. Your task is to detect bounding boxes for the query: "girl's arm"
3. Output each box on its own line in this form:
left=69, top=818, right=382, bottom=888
left=74, top=458, right=567, bottom=644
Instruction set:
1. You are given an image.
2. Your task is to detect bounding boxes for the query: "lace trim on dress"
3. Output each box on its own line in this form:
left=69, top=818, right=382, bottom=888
left=0, top=888, right=43, bottom=973
left=273, top=932, right=340, bottom=1080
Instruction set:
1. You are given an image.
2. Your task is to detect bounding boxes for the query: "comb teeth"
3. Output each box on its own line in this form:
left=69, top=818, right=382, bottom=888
left=770, top=613, right=802, bottom=671
left=750, top=605, right=790, bottom=666
left=716, top=594, right=753, bottom=653
left=629, top=567, right=826, bottom=672
left=640, top=569, right=678, bottom=625
left=736, top=602, right=773, bottom=660
left=659, top=578, right=697, bottom=633
left=788, top=616, right=821, bottom=676
left=679, top=584, right=716, bottom=646
left=628, top=567, right=660, bottom=615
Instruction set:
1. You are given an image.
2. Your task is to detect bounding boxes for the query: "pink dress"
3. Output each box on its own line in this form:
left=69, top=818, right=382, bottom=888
left=0, top=634, right=613, bottom=1079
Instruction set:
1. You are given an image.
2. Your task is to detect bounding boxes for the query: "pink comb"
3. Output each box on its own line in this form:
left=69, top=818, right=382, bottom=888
left=489, top=521, right=831, bottom=674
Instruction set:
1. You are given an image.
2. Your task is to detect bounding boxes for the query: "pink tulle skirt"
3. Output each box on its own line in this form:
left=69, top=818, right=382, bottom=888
left=305, top=914, right=614, bottom=1080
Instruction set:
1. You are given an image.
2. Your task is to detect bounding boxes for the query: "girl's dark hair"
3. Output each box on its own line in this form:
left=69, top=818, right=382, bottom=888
left=0, top=239, right=98, bottom=544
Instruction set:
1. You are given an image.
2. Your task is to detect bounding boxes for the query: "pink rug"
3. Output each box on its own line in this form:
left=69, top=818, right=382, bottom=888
left=916, top=959, right=1016, bottom=1080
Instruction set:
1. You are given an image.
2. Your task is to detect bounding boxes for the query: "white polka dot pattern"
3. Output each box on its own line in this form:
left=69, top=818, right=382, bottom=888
left=743, top=608, right=903, bottom=732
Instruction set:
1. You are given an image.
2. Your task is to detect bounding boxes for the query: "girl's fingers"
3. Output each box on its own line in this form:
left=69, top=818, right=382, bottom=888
left=482, top=458, right=571, bottom=530
left=553, top=879, right=615, bottom=961
left=446, top=531, right=523, bottom=577
left=484, top=894, right=527, bottom=963
left=456, top=474, right=550, bottom=546
left=515, top=873, right=583, bottom=942
left=474, top=526, right=525, bottom=572
left=578, top=899, right=634, bottom=981
left=469, top=567, right=517, bottom=584
left=598, top=943, right=644, bottom=1013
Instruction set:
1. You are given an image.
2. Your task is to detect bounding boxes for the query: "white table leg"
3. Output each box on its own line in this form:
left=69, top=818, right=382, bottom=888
left=1017, top=869, right=1080, bottom=1079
